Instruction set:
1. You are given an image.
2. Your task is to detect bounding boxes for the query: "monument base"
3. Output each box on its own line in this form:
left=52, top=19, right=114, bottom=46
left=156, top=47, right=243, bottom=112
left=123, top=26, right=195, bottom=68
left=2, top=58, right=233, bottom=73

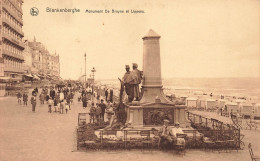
left=125, top=101, right=187, bottom=129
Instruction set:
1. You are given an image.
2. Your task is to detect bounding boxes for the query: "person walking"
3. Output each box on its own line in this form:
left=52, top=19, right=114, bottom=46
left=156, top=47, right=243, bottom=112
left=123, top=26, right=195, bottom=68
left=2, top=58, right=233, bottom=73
left=105, top=89, right=108, bottom=102
left=82, top=94, right=87, bottom=109
left=89, top=102, right=96, bottom=123
left=47, top=97, right=53, bottom=113
left=60, top=100, right=65, bottom=114
left=95, top=103, right=102, bottom=124
left=17, top=91, right=22, bottom=105
left=99, top=99, right=107, bottom=121
left=66, top=95, right=71, bottom=110
left=50, top=87, right=56, bottom=100
left=54, top=94, right=59, bottom=112
left=65, top=103, right=69, bottom=114
left=23, top=92, right=28, bottom=106
left=40, top=92, right=45, bottom=104
left=59, top=91, right=64, bottom=102
left=30, top=93, right=37, bottom=112
left=109, top=89, right=113, bottom=103
left=70, top=92, right=74, bottom=105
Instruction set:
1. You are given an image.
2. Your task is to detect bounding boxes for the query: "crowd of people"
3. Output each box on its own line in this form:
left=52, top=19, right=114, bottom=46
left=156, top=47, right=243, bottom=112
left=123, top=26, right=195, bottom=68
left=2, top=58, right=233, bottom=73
left=15, top=82, right=120, bottom=125
left=77, top=86, right=118, bottom=124
left=15, top=85, right=76, bottom=114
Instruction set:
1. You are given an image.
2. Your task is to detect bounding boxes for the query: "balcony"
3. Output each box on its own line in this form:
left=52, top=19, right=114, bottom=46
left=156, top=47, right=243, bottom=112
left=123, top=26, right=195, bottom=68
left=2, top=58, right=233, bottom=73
left=4, top=66, right=24, bottom=73
left=2, top=17, right=24, bottom=37
left=2, top=32, right=25, bottom=49
left=2, top=2, right=23, bottom=25
left=2, top=49, right=24, bottom=61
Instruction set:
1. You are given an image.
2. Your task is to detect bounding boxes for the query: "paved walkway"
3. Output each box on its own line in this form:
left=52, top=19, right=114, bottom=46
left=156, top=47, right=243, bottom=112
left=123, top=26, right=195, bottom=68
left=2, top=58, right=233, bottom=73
left=0, top=93, right=259, bottom=161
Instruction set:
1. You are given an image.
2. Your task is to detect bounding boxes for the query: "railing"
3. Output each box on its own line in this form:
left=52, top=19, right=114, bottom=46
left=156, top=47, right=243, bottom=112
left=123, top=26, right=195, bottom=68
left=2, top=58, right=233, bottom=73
left=77, top=125, right=242, bottom=150
left=186, top=112, right=243, bottom=149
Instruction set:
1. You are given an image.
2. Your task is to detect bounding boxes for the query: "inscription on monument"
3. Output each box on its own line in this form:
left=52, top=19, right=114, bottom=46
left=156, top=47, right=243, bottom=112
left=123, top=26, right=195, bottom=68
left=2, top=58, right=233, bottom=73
left=143, top=108, right=174, bottom=126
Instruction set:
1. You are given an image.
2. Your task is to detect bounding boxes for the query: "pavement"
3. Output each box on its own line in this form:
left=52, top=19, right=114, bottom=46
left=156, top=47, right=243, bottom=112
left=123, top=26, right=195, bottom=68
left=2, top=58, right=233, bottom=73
left=0, top=92, right=260, bottom=161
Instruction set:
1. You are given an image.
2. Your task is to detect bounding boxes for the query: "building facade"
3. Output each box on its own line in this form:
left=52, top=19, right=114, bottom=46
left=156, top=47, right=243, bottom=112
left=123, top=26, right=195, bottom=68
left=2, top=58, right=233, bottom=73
left=0, top=0, right=24, bottom=80
left=23, top=40, right=32, bottom=74
left=28, top=37, right=60, bottom=80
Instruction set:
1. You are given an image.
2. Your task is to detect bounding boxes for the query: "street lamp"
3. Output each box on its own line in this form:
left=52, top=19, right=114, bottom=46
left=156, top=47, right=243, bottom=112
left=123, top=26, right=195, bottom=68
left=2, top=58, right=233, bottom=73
left=91, top=67, right=96, bottom=94
left=84, top=52, right=86, bottom=88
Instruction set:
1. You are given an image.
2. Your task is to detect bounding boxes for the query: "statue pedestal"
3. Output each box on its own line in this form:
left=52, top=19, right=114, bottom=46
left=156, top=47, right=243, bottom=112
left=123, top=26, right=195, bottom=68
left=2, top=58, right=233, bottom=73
left=126, top=102, right=187, bottom=128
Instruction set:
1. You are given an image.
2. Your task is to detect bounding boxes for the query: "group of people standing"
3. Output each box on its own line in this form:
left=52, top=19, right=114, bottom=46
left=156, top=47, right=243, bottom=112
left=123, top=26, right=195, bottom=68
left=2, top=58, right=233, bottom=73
left=104, top=88, right=114, bottom=103
left=16, top=91, right=29, bottom=106
left=78, top=86, right=116, bottom=124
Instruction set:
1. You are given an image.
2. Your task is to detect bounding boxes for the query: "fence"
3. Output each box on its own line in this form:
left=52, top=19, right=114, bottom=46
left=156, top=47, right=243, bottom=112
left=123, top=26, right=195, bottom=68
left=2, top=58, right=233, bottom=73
left=187, top=112, right=243, bottom=149
left=77, top=126, right=243, bottom=150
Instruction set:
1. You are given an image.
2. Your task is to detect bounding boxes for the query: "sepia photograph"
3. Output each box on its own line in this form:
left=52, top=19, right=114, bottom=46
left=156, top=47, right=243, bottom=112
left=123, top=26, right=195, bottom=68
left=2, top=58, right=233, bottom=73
left=0, top=0, right=259, bottom=160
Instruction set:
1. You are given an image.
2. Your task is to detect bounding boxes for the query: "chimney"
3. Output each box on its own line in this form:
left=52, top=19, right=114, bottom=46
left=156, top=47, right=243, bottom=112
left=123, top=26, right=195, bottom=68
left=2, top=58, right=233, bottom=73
left=140, top=29, right=170, bottom=104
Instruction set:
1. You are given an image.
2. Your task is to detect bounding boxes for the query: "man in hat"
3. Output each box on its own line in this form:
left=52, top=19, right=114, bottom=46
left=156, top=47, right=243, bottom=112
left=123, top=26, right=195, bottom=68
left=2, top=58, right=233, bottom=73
left=122, top=65, right=131, bottom=101
left=158, top=119, right=176, bottom=149
left=128, top=63, right=142, bottom=101
left=31, top=93, right=37, bottom=112
left=99, top=99, right=107, bottom=121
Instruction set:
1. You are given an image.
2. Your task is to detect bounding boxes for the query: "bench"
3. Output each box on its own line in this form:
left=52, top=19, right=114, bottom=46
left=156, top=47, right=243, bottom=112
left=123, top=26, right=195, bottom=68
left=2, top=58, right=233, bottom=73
left=248, top=143, right=260, bottom=161
left=140, top=130, right=152, bottom=148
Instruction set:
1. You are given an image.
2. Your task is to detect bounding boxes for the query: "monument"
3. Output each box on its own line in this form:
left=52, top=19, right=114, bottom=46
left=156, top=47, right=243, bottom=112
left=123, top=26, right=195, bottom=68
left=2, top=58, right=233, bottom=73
left=125, top=29, right=187, bottom=128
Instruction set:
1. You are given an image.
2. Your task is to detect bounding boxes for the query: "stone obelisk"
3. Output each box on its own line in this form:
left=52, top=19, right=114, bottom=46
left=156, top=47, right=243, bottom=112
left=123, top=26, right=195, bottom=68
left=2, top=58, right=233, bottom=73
left=126, top=29, right=187, bottom=128
left=140, top=29, right=169, bottom=104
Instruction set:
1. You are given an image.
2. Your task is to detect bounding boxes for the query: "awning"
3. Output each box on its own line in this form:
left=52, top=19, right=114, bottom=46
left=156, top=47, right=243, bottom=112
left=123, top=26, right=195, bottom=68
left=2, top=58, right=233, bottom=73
left=24, top=74, right=33, bottom=78
left=37, top=75, right=44, bottom=79
left=0, top=77, right=11, bottom=80
left=33, top=75, right=40, bottom=80
left=10, top=77, right=22, bottom=81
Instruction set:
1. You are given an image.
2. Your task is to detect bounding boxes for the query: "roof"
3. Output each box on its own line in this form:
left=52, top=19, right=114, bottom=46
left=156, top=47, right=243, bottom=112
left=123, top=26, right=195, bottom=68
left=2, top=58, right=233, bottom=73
left=235, top=99, right=246, bottom=103
left=143, top=29, right=161, bottom=39
left=0, top=77, right=10, bottom=80
left=206, top=99, right=216, bottom=102
left=186, top=97, right=198, bottom=101
left=226, top=102, right=238, bottom=106
left=242, top=102, right=253, bottom=106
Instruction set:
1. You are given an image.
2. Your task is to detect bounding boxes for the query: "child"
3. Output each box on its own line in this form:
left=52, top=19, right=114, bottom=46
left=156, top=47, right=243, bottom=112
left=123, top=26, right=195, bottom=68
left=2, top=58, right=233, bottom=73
left=60, top=100, right=65, bottom=114
left=17, top=91, right=22, bottom=105
left=53, top=97, right=58, bottom=112
left=57, top=102, right=60, bottom=113
left=78, top=95, right=81, bottom=102
left=66, top=96, right=71, bottom=110
left=89, top=102, right=96, bottom=123
left=65, top=103, right=69, bottom=114
left=47, top=97, right=53, bottom=113
left=106, top=104, right=114, bottom=122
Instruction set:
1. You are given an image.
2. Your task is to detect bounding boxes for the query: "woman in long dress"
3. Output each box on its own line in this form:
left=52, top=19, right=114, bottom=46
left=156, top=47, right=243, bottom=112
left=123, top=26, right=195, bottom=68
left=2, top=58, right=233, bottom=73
left=82, top=94, right=87, bottom=109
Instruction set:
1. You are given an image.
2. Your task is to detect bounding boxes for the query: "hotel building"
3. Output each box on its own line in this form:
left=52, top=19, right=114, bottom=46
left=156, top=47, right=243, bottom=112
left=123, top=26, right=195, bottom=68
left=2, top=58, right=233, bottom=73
left=0, top=0, right=24, bottom=80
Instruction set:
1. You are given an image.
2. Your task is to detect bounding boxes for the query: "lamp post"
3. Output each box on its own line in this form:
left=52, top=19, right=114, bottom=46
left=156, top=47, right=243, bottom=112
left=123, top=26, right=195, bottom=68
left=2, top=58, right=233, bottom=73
left=84, top=52, right=86, bottom=88
left=91, top=67, right=96, bottom=94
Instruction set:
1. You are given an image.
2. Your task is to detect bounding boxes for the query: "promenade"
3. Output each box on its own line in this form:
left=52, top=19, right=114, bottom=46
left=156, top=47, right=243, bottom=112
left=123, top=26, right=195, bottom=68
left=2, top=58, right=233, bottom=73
left=0, top=92, right=259, bottom=161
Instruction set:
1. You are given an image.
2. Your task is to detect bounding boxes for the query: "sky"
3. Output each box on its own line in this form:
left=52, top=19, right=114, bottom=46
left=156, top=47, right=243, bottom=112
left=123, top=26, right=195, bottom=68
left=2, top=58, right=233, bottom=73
left=22, top=0, right=260, bottom=80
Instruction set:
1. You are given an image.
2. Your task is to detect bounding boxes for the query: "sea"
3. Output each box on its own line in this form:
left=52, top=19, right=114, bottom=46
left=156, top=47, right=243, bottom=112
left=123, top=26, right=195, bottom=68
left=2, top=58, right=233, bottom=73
left=99, top=77, right=260, bottom=103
